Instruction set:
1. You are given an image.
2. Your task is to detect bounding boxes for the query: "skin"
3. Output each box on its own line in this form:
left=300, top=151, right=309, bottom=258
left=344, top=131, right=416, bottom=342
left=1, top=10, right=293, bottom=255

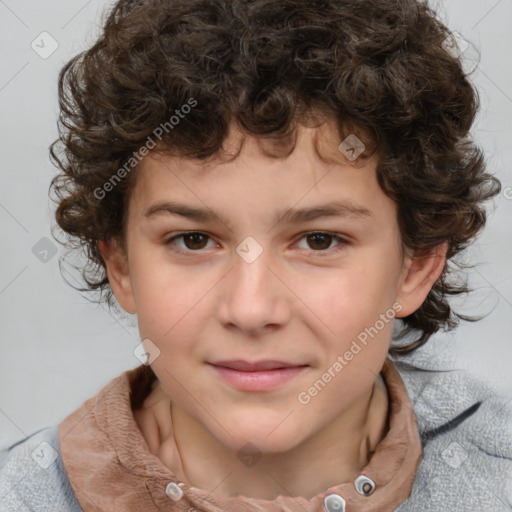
left=99, top=118, right=447, bottom=500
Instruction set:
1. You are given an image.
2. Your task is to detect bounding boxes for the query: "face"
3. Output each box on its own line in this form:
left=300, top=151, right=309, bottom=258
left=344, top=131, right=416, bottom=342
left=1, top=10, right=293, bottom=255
left=100, top=119, right=446, bottom=455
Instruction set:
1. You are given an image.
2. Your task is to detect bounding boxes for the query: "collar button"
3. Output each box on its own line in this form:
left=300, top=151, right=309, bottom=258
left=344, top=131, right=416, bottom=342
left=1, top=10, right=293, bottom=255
left=165, top=481, right=184, bottom=501
left=324, top=493, right=346, bottom=512
left=354, top=474, right=376, bottom=496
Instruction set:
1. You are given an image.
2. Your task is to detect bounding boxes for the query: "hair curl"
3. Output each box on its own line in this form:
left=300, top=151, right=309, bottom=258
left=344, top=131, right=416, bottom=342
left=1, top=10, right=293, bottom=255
left=49, top=0, right=501, bottom=358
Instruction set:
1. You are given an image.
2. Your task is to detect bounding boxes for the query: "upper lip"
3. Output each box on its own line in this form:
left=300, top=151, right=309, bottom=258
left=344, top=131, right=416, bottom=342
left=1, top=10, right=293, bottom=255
left=209, top=360, right=308, bottom=371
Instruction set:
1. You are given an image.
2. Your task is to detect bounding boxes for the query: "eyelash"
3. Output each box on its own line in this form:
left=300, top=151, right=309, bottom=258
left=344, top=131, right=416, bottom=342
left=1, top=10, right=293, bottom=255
left=164, top=231, right=350, bottom=257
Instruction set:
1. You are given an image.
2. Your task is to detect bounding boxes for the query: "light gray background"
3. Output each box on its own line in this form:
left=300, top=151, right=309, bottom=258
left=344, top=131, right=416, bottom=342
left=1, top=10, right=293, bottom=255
left=1, top=0, right=511, bottom=450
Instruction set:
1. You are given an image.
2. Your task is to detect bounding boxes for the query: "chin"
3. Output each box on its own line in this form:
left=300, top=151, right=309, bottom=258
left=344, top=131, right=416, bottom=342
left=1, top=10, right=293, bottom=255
left=216, top=418, right=305, bottom=456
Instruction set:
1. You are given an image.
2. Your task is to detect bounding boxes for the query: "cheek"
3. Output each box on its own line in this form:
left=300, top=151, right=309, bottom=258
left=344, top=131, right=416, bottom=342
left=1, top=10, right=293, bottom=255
left=299, top=260, right=398, bottom=334
left=132, top=264, right=211, bottom=349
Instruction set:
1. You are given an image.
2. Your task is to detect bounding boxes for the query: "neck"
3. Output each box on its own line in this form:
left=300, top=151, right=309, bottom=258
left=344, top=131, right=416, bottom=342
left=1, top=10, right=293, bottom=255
left=134, top=373, right=389, bottom=500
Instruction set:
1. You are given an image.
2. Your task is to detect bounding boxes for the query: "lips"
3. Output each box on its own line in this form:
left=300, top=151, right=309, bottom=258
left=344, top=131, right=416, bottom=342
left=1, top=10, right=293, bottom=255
left=209, top=360, right=307, bottom=371
left=208, top=360, right=309, bottom=391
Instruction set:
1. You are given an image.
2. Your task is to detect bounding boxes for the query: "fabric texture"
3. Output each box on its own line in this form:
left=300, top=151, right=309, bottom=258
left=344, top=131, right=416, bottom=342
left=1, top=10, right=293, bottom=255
left=391, top=348, right=512, bottom=511
left=0, top=425, right=81, bottom=512
left=1, top=349, right=511, bottom=512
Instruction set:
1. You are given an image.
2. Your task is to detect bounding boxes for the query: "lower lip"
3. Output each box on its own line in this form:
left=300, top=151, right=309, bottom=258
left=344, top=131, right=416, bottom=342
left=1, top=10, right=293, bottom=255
left=209, top=364, right=308, bottom=391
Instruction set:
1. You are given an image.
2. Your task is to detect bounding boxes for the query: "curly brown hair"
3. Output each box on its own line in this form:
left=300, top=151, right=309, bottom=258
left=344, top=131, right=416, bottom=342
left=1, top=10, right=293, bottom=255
left=49, top=0, right=501, bottom=358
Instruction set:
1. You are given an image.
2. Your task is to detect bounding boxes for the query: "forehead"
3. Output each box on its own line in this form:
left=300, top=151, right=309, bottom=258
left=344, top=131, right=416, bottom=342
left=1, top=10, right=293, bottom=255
left=127, top=119, right=388, bottom=224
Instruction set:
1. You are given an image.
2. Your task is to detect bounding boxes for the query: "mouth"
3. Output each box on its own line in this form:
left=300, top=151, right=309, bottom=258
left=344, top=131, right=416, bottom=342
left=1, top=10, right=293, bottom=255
left=207, top=360, right=309, bottom=391
left=209, top=360, right=307, bottom=371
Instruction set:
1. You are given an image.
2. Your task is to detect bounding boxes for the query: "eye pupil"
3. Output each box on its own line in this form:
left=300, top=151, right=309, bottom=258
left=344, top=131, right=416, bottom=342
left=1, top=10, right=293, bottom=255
left=185, top=233, right=208, bottom=250
left=307, top=233, right=331, bottom=250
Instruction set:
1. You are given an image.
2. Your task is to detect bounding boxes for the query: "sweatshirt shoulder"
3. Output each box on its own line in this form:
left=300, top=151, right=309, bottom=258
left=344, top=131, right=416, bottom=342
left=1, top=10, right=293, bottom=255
left=391, top=353, right=512, bottom=511
left=0, top=425, right=82, bottom=512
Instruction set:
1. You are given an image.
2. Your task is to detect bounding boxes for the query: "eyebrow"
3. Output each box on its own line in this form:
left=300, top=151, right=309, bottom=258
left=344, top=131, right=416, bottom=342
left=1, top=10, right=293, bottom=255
left=143, top=200, right=373, bottom=229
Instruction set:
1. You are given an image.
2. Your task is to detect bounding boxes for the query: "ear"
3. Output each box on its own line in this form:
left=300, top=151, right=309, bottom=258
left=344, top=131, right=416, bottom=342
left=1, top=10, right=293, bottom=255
left=98, top=238, right=136, bottom=314
left=395, top=242, right=448, bottom=318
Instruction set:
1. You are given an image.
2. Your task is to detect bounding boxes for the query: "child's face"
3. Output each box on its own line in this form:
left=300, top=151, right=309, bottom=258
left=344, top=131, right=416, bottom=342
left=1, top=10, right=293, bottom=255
left=101, top=119, right=445, bottom=454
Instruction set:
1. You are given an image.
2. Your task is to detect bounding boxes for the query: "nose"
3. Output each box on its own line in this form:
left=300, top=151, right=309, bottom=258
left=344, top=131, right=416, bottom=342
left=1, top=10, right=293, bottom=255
left=215, top=243, right=291, bottom=336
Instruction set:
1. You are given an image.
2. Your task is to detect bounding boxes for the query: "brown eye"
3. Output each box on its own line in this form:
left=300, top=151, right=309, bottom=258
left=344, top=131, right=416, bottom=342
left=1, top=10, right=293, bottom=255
left=182, top=233, right=209, bottom=250
left=165, top=232, right=215, bottom=253
left=295, top=232, right=350, bottom=256
left=306, top=233, right=333, bottom=250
